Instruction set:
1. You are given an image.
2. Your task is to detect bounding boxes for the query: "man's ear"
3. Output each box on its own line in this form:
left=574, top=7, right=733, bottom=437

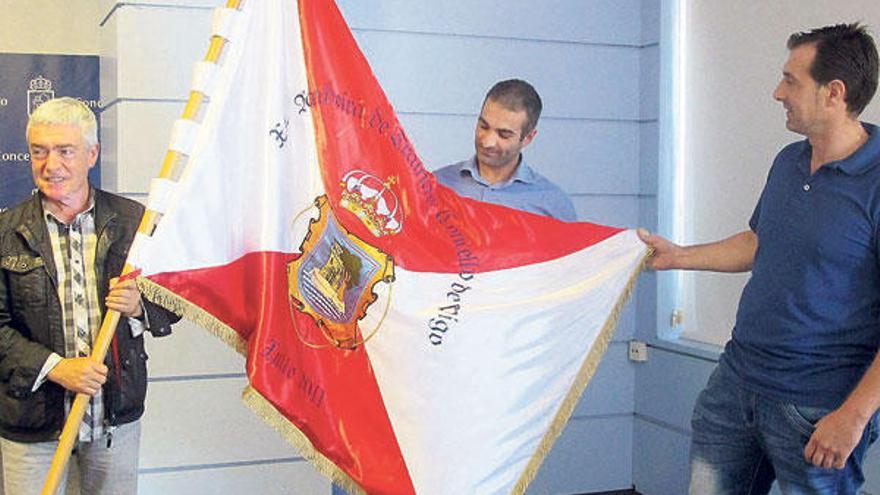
left=87, top=143, right=100, bottom=169
left=825, top=79, right=847, bottom=110
left=521, top=128, right=537, bottom=148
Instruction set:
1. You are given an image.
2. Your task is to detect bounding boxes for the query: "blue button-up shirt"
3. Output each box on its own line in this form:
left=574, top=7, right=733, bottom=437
left=432, top=156, right=577, bottom=221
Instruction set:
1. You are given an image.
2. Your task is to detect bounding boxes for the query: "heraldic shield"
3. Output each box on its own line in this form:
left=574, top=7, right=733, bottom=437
left=288, top=196, right=395, bottom=349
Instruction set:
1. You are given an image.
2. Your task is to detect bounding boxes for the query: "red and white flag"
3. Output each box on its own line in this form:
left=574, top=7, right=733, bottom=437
left=128, top=1, right=647, bottom=494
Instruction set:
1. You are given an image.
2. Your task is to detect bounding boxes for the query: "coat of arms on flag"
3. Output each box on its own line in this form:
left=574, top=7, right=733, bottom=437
left=125, top=1, right=648, bottom=493
left=288, top=194, right=395, bottom=349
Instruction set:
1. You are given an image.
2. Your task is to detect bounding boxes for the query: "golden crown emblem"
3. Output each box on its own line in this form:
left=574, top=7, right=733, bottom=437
left=339, top=170, right=403, bottom=237
left=29, top=75, right=53, bottom=92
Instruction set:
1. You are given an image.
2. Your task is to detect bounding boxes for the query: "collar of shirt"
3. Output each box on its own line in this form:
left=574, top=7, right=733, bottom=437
left=42, top=188, right=97, bottom=227
left=796, top=122, right=880, bottom=176
left=460, top=155, right=538, bottom=188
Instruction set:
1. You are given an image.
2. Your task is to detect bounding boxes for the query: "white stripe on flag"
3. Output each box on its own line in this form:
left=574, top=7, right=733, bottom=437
left=135, top=2, right=323, bottom=276
left=363, top=229, right=646, bottom=495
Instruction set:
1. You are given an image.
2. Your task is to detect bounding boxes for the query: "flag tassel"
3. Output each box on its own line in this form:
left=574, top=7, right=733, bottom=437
left=137, top=278, right=247, bottom=356
left=242, top=386, right=367, bottom=495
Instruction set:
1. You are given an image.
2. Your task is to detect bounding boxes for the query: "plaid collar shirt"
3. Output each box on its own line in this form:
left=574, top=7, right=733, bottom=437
left=43, top=194, right=106, bottom=443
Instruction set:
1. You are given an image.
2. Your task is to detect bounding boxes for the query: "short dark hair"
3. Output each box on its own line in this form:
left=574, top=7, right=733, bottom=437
left=483, top=79, right=542, bottom=139
left=787, top=23, right=878, bottom=116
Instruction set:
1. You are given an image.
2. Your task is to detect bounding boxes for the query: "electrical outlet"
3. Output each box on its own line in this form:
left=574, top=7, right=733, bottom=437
left=628, top=340, right=648, bottom=362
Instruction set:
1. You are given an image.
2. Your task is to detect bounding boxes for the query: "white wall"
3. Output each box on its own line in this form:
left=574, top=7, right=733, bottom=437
left=0, top=1, right=100, bottom=55
left=97, top=1, right=650, bottom=494
left=674, top=1, right=880, bottom=346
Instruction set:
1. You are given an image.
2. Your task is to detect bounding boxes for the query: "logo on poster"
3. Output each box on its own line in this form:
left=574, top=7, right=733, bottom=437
left=27, top=76, right=55, bottom=115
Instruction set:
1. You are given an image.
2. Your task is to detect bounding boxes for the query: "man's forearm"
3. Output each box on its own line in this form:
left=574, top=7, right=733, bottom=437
left=838, top=350, right=880, bottom=428
left=677, top=230, right=757, bottom=273
left=804, top=349, right=880, bottom=469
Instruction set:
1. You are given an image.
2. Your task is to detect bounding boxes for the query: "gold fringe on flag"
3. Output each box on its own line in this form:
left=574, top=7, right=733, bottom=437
left=139, top=276, right=368, bottom=493
left=128, top=0, right=654, bottom=486
left=139, top=252, right=650, bottom=495
left=242, top=386, right=367, bottom=495
left=512, top=253, right=649, bottom=494
left=137, top=277, right=248, bottom=356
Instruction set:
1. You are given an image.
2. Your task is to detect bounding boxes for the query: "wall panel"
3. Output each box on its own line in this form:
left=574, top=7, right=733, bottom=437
left=101, top=7, right=212, bottom=102
left=145, top=320, right=244, bottom=377
left=0, top=1, right=101, bottom=54
left=632, top=417, right=689, bottom=495
left=102, top=102, right=643, bottom=196
left=574, top=344, right=636, bottom=418
left=338, top=0, right=643, bottom=46
left=141, top=378, right=300, bottom=469
left=528, top=416, right=634, bottom=495
left=138, top=460, right=328, bottom=495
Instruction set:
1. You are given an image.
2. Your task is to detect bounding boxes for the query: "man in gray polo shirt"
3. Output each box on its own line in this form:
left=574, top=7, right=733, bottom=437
left=433, top=79, right=576, bottom=221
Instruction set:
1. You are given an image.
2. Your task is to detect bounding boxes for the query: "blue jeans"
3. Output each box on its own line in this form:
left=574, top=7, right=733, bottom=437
left=688, top=363, right=878, bottom=495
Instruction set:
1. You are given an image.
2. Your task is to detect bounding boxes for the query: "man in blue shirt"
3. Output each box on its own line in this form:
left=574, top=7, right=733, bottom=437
left=641, top=24, right=880, bottom=494
left=332, top=80, right=575, bottom=495
left=433, top=79, right=577, bottom=221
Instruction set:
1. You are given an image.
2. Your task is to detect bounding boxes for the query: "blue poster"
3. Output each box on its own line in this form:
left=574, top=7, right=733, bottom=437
left=0, top=54, right=100, bottom=209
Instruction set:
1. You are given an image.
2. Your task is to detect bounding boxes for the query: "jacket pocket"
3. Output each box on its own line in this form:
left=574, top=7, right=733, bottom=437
left=113, top=343, right=149, bottom=417
left=2, top=254, right=48, bottom=309
left=0, top=385, right=49, bottom=430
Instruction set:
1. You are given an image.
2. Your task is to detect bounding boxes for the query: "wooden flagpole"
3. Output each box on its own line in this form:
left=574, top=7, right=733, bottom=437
left=40, top=1, right=242, bottom=493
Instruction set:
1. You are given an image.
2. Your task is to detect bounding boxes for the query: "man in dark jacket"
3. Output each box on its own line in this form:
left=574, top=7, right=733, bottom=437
left=0, top=97, right=176, bottom=494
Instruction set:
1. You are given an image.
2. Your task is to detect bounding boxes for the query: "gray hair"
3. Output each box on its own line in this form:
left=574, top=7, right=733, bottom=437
left=26, top=97, right=98, bottom=147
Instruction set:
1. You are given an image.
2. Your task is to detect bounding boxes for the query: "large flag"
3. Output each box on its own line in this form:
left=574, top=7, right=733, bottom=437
left=128, top=1, right=647, bottom=494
